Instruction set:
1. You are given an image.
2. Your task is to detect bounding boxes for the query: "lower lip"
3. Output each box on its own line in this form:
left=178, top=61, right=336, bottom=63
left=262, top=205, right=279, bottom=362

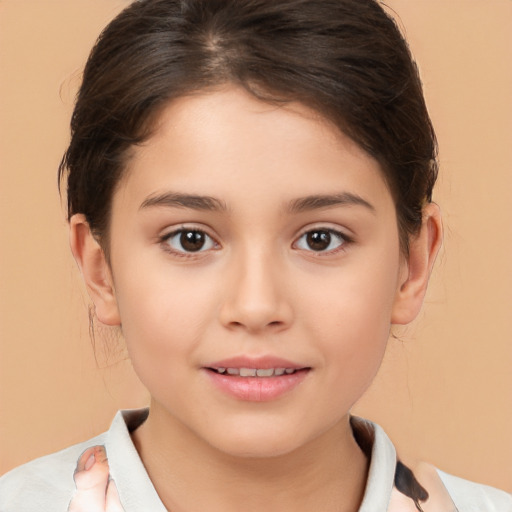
left=204, top=369, right=310, bottom=402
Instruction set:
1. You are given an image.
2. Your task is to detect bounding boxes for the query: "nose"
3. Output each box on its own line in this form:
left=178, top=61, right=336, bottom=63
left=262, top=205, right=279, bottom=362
left=218, top=247, right=293, bottom=334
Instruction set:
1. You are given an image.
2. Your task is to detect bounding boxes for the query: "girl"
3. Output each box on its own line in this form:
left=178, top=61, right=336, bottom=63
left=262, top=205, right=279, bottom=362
left=1, top=1, right=510, bottom=510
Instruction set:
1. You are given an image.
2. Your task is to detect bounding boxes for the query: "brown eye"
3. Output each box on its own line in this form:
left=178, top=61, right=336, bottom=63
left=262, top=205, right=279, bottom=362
left=180, top=230, right=206, bottom=252
left=295, top=229, right=346, bottom=252
left=164, top=229, right=216, bottom=253
left=306, top=231, right=331, bottom=251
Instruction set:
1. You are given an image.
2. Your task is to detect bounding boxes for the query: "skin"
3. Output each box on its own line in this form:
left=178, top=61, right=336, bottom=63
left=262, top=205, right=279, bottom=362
left=70, top=87, right=442, bottom=512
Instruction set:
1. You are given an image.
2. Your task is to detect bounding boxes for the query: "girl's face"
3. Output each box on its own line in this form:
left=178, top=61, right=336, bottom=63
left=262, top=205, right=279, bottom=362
left=94, top=88, right=412, bottom=457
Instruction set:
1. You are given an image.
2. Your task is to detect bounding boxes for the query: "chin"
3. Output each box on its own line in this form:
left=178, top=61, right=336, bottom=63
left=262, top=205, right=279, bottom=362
left=216, top=437, right=301, bottom=459
left=201, top=421, right=311, bottom=459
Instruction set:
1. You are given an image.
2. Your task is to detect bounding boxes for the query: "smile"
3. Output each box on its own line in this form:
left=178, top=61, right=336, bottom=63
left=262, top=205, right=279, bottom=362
left=204, top=365, right=310, bottom=401
left=210, top=367, right=299, bottom=377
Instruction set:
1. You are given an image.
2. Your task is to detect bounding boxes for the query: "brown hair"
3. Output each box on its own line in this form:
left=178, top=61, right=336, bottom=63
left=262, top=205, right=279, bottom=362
left=59, top=0, right=438, bottom=255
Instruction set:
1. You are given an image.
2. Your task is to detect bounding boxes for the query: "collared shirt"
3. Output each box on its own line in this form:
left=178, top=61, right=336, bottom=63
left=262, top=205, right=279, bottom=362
left=1, top=409, right=510, bottom=511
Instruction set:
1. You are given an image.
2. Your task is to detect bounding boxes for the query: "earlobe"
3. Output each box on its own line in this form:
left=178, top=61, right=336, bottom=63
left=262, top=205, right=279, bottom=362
left=391, top=203, right=443, bottom=325
left=69, top=214, right=121, bottom=326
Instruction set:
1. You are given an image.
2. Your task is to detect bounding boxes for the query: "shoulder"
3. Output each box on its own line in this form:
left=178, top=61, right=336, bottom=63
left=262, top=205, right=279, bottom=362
left=0, top=409, right=149, bottom=512
left=437, top=469, right=512, bottom=512
left=354, top=417, right=512, bottom=512
left=0, top=432, right=106, bottom=512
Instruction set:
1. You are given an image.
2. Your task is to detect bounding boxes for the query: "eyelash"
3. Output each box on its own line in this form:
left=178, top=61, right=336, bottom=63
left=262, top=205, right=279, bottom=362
left=293, top=228, right=352, bottom=255
left=159, top=226, right=353, bottom=258
left=160, top=227, right=218, bottom=258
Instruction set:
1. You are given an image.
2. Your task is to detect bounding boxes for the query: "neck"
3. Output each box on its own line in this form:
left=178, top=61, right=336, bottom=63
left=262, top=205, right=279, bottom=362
left=132, top=402, right=369, bottom=512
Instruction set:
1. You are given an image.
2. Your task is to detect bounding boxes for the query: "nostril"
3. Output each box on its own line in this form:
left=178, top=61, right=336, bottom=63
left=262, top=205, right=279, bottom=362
left=219, top=294, right=293, bottom=332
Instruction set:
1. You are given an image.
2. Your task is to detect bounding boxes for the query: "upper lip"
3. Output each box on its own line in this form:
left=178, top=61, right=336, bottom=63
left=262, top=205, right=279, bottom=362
left=204, top=355, right=307, bottom=370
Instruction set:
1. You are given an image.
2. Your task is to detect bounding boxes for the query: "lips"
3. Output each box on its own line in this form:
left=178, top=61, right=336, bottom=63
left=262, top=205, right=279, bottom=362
left=212, top=367, right=298, bottom=377
left=205, top=355, right=306, bottom=371
left=203, top=356, right=310, bottom=401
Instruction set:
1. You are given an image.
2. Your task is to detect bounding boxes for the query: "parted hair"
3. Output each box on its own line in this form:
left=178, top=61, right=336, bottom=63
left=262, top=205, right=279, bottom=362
left=59, top=0, right=438, bottom=255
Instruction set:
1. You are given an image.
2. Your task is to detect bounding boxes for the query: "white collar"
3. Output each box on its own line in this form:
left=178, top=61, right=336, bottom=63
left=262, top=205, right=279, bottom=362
left=105, top=409, right=401, bottom=511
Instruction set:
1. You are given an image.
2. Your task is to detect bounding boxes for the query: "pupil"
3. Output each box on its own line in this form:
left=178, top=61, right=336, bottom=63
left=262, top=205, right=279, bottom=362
left=180, top=231, right=205, bottom=252
left=307, top=231, right=330, bottom=251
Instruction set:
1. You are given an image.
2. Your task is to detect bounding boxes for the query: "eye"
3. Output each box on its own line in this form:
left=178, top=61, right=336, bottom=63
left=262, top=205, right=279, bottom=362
left=294, top=229, right=347, bottom=253
left=163, top=229, right=217, bottom=254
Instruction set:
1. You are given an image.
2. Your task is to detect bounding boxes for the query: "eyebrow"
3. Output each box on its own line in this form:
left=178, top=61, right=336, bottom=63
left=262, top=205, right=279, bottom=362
left=287, top=192, right=376, bottom=214
left=139, top=191, right=375, bottom=215
left=140, top=192, right=227, bottom=212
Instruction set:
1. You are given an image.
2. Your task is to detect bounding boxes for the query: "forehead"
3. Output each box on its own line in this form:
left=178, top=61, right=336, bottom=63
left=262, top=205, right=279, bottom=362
left=116, top=86, right=393, bottom=214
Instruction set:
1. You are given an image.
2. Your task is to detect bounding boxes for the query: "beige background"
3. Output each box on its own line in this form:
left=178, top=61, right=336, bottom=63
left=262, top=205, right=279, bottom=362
left=1, top=0, right=511, bottom=493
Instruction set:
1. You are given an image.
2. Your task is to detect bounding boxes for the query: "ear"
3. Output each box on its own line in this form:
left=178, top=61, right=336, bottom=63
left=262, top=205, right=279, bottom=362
left=391, top=203, right=443, bottom=325
left=69, top=214, right=121, bottom=326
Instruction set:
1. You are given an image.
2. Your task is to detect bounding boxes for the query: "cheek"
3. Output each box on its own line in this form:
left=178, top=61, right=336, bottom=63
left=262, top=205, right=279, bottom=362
left=111, top=254, right=219, bottom=377
left=302, top=246, right=401, bottom=394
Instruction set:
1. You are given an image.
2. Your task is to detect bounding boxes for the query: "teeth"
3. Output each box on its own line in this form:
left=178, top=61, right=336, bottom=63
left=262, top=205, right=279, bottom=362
left=256, top=368, right=274, bottom=377
left=214, top=367, right=298, bottom=377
